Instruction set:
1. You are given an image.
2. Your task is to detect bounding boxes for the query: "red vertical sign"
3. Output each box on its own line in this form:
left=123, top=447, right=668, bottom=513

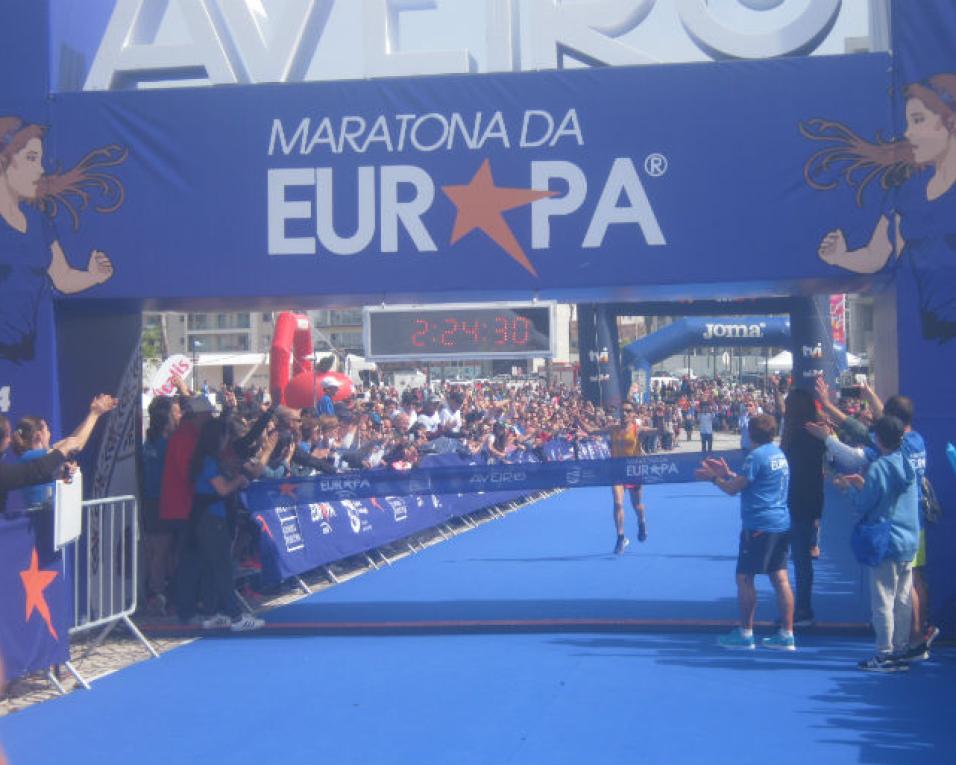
left=829, top=294, right=846, bottom=344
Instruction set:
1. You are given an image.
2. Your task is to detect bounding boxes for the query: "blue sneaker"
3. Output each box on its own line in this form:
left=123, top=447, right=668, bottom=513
left=761, top=632, right=796, bottom=651
left=717, top=628, right=755, bottom=650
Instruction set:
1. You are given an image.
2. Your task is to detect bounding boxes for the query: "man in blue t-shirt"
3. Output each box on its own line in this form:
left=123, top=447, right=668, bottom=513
left=697, top=414, right=796, bottom=651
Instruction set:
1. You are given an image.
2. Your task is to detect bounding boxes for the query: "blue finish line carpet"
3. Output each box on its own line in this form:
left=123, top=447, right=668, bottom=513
left=2, top=484, right=954, bottom=764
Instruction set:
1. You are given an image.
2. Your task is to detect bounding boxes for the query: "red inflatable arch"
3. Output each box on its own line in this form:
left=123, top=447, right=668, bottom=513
left=269, top=312, right=353, bottom=408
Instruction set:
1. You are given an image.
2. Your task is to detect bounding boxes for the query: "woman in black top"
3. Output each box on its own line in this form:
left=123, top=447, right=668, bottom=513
left=780, top=388, right=826, bottom=626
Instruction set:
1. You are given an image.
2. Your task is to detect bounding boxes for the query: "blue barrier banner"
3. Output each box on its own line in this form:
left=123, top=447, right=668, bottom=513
left=246, top=442, right=744, bottom=584
left=0, top=511, right=71, bottom=682
left=246, top=450, right=720, bottom=507
left=46, top=54, right=891, bottom=304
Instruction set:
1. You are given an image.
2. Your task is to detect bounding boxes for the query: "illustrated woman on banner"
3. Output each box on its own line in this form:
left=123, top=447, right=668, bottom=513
left=803, top=73, right=956, bottom=342
left=0, top=116, right=126, bottom=362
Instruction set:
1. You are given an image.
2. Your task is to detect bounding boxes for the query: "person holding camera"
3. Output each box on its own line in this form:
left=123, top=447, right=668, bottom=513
left=183, top=417, right=278, bottom=632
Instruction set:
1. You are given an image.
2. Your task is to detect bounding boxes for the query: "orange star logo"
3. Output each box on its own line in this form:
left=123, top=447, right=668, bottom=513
left=19, top=548, right=59, bottom=640
left=442, top=159, right=556, bottom=277
left=279, top=483, right=298, bottom=499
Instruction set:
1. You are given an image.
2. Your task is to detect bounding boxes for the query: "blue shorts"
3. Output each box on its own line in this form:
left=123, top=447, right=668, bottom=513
left=736, top=529, right=789, bottom=575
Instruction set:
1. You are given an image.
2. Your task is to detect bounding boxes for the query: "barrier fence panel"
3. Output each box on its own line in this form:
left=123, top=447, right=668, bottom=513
left=69, top=495, right=157, bottom=687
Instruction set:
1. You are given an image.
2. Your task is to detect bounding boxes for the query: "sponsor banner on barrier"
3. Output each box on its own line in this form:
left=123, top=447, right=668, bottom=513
left=245, top=450, right=728, bottom=508
left=254, top=487, right=522, bottom=584
left=246, top=439, right=745, bottom=583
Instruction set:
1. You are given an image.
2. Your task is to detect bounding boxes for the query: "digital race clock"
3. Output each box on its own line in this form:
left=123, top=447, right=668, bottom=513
left=363, top=302, right=555, bottom=361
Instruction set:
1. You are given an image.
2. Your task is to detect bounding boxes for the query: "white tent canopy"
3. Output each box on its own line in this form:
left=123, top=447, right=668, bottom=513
left=193, top=352, right=268, bottom=367
left=766, top=350, right=862, bottom=372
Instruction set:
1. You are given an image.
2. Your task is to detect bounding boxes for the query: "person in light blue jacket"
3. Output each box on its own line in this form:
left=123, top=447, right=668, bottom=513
left=835, top=416, right=919, bottom=673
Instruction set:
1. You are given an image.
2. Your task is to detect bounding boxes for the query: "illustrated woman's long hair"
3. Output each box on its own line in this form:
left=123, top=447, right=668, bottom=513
left=801, top=73, right=956, bottom=206
left=801, top=119, right=913, bottom=207
left=0, top=116, right=127, bottom=229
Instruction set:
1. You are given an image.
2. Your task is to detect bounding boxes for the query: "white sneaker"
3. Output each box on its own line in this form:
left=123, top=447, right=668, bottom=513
left=201, top=613, right=232, bottom=629
left=230, top=613, right=266, bottom=632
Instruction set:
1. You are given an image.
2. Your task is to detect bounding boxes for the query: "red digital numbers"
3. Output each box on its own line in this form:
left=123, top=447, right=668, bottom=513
left=512, top=316, right=530, bottom=345
left=494, top=316, right=509, bottom=345
left=405, top=312, right=538, bottom=351
left=411, top=319, right=429, bottom=347
left=439, top=318, right=458, bottom=347
left=460, top=320, right=481, bottom=343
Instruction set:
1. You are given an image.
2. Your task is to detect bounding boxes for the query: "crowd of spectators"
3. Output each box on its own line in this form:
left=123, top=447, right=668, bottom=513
left=138, top=369, right=941, bottom=670
left=142, top=375, right=633, bottom=630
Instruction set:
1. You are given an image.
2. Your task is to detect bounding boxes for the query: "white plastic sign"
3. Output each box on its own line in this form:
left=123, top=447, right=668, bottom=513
left=151, top=354, right=193, bottom=396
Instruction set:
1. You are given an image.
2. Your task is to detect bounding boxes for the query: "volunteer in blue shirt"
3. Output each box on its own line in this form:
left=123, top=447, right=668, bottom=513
left=834, top=416, right=919, bottom=672
left=809, top=387, right=938, bottom=661
left=696, top=414, right=796, bottom=651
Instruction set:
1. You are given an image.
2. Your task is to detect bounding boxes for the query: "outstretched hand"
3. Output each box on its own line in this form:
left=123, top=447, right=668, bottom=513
left=170, top=374, right=190, bottom=396
left=90, top=394, right=118, bottom=416
left=703, top=457, right=732, bottom=479
left=814, top=376, right=831, bottom=405
left=818, top=230, right=848, bottom=266
left=86, top=250, right=114, bottom=285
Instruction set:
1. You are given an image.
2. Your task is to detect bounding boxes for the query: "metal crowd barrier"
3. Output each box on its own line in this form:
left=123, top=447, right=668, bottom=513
left=62, top=495, right=158, bottom=691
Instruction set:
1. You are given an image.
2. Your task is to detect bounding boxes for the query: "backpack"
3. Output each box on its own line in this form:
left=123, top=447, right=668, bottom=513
left=921, top=476, right=943, bottom=524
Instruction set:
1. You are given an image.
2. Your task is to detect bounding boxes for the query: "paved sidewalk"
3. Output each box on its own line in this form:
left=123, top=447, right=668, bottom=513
left=660, top=428, right=742, bottom=455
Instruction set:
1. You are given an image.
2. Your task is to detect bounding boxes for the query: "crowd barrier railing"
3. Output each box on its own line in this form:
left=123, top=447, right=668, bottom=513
left=67, top=495, right=158, bottom=689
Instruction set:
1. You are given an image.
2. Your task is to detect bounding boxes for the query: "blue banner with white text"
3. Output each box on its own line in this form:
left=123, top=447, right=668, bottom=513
left=246, top=440, right=745, bottom=584
left=44, top=54, right=892, bottom=306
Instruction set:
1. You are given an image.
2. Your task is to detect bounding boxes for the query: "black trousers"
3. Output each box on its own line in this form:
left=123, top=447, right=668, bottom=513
left=789, top=515, right=817, bottom=617
left=195, top=512, right=242, bottom=619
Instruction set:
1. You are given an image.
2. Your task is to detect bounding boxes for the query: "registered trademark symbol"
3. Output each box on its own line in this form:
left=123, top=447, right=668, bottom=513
left=644, top=153, right=668, bottom=177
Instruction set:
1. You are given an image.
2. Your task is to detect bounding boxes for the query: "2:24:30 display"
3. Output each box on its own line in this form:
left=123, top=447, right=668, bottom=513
left=410, top=315, right=532, bottom=348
